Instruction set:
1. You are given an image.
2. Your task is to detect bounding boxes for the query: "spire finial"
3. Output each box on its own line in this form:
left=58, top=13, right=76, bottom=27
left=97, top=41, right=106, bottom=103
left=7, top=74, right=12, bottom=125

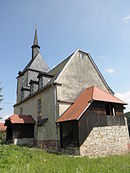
left=31, top=26, right=40, bottom=59
left=33, top=25, right=38, bottom=45
left=35, top=24, right=37, bottom=30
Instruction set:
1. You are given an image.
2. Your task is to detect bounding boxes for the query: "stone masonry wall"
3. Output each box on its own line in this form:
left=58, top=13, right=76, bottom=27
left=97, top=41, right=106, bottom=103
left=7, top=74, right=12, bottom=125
left=80, top=120, right=129, bottom=157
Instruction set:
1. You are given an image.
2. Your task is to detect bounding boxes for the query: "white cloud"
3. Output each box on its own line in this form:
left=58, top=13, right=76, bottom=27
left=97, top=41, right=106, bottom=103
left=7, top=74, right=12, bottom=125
left=105, top=68, right=115, bottom=74
left=122, top=15, right=130, bottom=23
left=115, top=91, right=130, bottom=112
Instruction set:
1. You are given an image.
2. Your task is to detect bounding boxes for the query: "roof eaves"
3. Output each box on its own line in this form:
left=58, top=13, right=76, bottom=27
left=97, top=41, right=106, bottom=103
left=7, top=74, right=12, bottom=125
left=48, top=53, right=73, bottom=75
left=17, top=68, right=42, bottom=78
left=38, top=72, right=54, bottom=78
left=17, top=53, right=45, bottom=77
left=29, top=80, right=39, bottom=85
left=13, top=79, right=61, bottom=107
left=93, top=99, right=127, bottom=105
left=21, top=86, right=30, bottom=91
left=13, top=82, right=52, bottom=107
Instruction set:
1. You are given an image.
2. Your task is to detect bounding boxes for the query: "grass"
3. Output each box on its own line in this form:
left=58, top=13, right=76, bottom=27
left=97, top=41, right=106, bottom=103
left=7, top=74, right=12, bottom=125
left=0, top=145, right=130, bottom=173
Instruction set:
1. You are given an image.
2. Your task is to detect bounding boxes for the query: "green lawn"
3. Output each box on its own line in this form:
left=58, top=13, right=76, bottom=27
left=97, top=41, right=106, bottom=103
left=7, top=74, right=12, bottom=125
left=0, top=145, right=130, bottom=173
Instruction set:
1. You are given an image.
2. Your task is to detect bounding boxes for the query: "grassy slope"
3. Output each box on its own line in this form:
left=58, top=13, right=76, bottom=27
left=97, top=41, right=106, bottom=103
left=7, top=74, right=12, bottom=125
left=0, top=145, right=130, bottom=173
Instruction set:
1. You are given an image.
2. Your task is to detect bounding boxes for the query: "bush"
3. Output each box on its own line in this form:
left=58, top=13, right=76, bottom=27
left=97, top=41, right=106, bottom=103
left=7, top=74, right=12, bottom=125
left=0, top=130, right=6, bottom=144
left=125, top=112, right=130, bottom=136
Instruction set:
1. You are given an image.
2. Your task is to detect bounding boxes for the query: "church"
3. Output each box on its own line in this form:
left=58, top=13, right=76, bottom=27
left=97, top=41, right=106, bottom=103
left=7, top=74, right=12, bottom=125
left=5, top=29, right=129, bottom=157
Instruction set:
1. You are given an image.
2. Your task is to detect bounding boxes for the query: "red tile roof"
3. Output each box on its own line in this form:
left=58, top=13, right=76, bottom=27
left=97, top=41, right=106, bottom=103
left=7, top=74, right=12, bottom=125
left=0, top=122, right=6, bottom=131
left=5, top=114, right=35, bottom=124
left=57, top=86, right=126, bottom=123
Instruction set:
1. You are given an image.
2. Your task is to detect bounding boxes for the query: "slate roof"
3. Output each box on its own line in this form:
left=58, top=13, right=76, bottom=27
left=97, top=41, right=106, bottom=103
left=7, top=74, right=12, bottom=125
left=48, top=53, right=73, bottom=77
left=14, top=49, right=114, bottom=106
left=0, top=122, right=6, bottom=131
left=5, top=114, right=35, bottom=124
left=19, top=53, right=49, bottom=75
left=57, top=86, right=126, bottom=123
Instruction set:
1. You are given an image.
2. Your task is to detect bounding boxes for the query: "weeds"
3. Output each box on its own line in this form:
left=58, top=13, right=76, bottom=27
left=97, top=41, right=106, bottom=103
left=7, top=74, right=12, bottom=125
left=0, top=145, right=130, bottom=173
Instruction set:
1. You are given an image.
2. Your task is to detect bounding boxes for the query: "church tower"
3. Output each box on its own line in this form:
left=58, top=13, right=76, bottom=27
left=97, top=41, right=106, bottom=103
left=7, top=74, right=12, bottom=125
left=16, top=29, right=49, bottom=103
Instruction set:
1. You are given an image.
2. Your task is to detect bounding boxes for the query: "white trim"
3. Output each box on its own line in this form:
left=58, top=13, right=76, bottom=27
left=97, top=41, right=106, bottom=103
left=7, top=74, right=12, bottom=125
left=54, top=49, right=80, bottom=83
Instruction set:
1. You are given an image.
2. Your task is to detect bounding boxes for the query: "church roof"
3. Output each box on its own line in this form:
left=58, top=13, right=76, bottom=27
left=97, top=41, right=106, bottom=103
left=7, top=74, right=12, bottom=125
left=46, top=49, right=113, bottom=94
left=46, top=52, right=74, bottom=84
left=54, top=49, right=113, bottom=94
left=49, top=53, right=73, bottom=76
left=14, top=49, right=114, bottom=106
left=57, top=86, right=126, bottom=123
left=18, top=53, right=49, bottom=76
left=5, top=114, right=35, bottom=124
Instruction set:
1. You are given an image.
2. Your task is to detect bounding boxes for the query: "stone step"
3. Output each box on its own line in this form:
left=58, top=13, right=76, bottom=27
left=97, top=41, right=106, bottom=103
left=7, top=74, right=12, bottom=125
left=61, top=148, right=75, bottom=155
left=68, top=143, right=74, bottom=147
left=61, top=147, right=80, bottom=155
left=66, top=146, right=74, bottom=150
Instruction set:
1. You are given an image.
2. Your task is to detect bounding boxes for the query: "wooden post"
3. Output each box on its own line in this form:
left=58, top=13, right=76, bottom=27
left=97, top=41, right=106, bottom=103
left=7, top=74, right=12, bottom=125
left=60, top=124, right=63, bottom=148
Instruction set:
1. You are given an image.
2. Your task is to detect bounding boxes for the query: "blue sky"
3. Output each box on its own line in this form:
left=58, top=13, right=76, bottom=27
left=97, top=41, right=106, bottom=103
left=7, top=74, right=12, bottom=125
left=0, top=0, right=130, bottom=120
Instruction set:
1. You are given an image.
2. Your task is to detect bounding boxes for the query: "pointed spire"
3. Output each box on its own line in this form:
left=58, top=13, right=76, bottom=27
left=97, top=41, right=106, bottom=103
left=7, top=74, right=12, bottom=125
left=31, top=26, right=40, bottom=59
left=33, top=25, right=38, bottom=45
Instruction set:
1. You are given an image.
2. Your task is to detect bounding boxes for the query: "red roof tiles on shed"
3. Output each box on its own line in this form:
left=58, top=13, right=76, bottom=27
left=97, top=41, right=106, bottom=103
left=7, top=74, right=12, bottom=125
left=0, top=122, right=6, bottom=131
left=57, top=86, right=126, bottom=123
left=5, top=114, right=35, bottom=124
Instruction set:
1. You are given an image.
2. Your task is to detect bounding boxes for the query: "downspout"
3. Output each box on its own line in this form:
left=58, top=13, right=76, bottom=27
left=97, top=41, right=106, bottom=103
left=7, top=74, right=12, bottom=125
left=52, top=83, right=58, bottom=151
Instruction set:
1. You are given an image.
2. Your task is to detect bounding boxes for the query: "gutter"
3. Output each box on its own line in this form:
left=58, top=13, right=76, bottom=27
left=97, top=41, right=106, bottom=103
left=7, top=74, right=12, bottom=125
left=52, top=83, right=58, bottom=151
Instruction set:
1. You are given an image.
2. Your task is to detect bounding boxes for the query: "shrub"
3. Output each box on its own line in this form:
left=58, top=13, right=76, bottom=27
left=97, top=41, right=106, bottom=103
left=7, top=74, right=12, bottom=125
left=0, top=130, right=6, bottom=144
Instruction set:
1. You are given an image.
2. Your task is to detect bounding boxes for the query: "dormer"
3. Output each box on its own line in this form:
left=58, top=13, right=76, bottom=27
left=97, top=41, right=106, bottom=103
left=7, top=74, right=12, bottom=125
left=21, top=86, right=30, bottom=101
left=29, top=80, right=39, bottom=94
left=38, top=72, right=54, bottom=89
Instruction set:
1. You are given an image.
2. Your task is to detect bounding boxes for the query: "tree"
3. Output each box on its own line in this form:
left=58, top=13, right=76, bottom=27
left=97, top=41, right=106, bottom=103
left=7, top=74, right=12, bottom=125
left=0, top=83, right=3, bottom=119
left=125, top=112, right=130, bottom=135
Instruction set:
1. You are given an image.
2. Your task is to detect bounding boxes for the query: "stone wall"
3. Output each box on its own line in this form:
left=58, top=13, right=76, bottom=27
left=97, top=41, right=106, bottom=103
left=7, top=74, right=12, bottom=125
left=14, top=138, right=34, bottom=145
left=80, top=120, right=129, bottom=157
left=36, top=140, right=60, bottom=150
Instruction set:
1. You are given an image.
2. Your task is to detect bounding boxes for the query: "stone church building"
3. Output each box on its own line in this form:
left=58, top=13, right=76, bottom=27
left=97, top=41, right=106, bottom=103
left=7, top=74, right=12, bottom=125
left=5, top=30, right=129, bottom=157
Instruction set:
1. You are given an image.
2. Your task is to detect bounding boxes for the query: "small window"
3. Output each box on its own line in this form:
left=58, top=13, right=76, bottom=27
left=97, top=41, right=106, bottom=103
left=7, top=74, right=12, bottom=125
left=22, top=76, right=25, bottom=83
left=112, top=106, right=116, bottom=116
left=20, top=107, right=23, bottom=115
left=30, top=84, right=34, bottom=94
left=39, top=77, right=43, bottom=89
left=21, top=90, right=24, bottom=100
left=105, top=104, right=110, bottom=115
left=105, top=104, right=116, bottom=116
left=37, top=98, right=42, bottom=116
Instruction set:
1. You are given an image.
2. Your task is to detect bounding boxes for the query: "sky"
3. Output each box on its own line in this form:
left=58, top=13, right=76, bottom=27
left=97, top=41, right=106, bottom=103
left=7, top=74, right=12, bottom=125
left=0, top=0, right=130, bottom=120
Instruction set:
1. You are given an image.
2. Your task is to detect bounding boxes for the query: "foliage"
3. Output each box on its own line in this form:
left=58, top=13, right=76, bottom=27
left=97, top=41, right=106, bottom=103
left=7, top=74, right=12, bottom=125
left=0, top=145, right=130, bottom=173
left=0, top=130, right=6, bottom=144
left=125, top=112, right=130, bottom=125
left=0, top=83, right=3, bottom=119
left=125, top=112, right=130, bottom=134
